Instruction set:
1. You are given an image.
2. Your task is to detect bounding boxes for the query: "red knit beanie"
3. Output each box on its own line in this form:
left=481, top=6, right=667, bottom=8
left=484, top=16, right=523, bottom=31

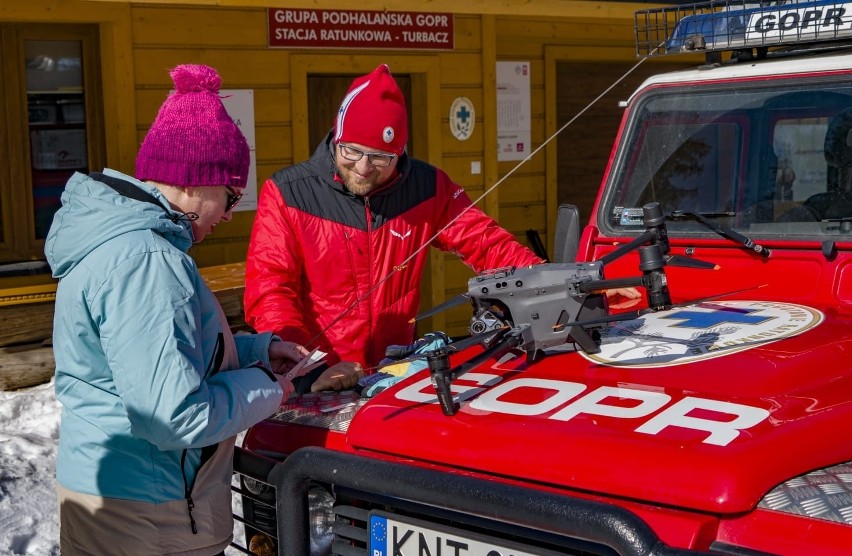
left=135, top=64, right=250, bottom=188
left=333, top=64, right=408, bottom=156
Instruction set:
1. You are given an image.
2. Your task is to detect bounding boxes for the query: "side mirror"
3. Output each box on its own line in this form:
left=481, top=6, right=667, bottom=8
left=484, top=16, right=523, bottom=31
left=552, top=204, right=580, bottom=263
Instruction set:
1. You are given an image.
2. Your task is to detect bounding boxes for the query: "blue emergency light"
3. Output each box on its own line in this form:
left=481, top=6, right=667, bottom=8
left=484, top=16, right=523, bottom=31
left=636, top=0, right=852, bottom=57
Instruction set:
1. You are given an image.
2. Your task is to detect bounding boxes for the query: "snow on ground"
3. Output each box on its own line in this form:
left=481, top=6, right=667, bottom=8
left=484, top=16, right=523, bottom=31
left=0, top=379, right=246, bottom=555
left=0, top=380, right=60, bottom=556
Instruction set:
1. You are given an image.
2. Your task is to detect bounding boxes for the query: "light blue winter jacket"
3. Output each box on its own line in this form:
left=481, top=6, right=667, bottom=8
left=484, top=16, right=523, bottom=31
left=45, top=170, right=283, bottom=504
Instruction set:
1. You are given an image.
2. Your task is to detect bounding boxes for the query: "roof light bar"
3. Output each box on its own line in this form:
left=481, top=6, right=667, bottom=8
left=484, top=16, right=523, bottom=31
left=636, top=0, right=852, bottom=57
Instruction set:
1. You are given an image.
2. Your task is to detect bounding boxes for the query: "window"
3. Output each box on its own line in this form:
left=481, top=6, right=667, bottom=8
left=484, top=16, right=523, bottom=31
left=0, top=25, right=103, bottom=263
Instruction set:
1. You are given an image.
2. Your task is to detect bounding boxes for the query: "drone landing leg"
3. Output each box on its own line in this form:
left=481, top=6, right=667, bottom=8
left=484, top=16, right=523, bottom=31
left=567, top=326, right=600, bottom=354
left=428, top=329, right=520, bottom=417
left=426, top=348, right=459, bottom=416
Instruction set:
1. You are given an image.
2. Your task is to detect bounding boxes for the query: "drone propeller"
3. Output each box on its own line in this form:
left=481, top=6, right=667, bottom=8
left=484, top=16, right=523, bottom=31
left=409, top=293, right=470, bottom=323
left=568, top=283, right=768, bottom=328
left=665, top=254, right=720, bottom=270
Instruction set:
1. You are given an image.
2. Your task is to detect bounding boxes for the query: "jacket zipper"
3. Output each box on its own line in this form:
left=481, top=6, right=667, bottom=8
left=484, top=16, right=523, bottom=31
left=181, top=450, right=198, bottom=534
left=180, top=331, right=225, bottom=533
left=364, top=197, right=375, bottom=359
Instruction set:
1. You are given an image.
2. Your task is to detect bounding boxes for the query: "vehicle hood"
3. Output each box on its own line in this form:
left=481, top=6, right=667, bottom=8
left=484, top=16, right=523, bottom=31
left=347, top=300, right=852, bottom=515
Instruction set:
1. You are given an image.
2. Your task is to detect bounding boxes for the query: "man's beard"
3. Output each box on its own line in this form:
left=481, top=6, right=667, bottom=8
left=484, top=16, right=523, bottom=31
left=343, top=175, right=376, bottom=196
left=338, top=166, right=381, bottom=196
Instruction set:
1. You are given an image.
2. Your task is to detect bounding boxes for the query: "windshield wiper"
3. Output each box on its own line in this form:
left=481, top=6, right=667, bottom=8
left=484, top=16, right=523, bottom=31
left=822, top=216, right=852, bottom=233
left=669, top=210, right=771, bottom=259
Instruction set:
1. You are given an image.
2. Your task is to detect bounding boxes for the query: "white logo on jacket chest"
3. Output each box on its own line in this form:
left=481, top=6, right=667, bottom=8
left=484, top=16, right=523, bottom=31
left=390, top=229, right=411, bottom=240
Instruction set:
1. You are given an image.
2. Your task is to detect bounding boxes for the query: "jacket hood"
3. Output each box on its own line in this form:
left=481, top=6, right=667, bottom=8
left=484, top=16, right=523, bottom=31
left=45, top=170, right=192, bottom=278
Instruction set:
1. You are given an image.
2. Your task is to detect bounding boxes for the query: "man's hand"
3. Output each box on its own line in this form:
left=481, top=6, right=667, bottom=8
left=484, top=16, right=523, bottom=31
left=268, top=340, right=310, bottom=375
left=311, top=361, right=364, bottom=392
left=605, top=287, right=643, bottom=310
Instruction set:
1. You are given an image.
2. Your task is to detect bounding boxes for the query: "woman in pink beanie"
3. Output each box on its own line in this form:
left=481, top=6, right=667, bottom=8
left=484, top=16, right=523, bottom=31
left=45, top=64, right=360, bottom=555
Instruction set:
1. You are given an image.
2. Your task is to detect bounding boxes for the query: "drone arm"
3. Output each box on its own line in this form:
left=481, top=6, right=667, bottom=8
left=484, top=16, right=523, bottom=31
left=597, top=229, right=655, bottom=266
left=577, top=276, right=644, bottom=293
left=426, top=348, right=456, bottom=416
left=579, top=243, right=671, bottom=311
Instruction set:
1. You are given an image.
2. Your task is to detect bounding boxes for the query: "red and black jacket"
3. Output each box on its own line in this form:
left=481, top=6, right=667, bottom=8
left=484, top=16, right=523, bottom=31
left=245, top=134, right=543, bottom=368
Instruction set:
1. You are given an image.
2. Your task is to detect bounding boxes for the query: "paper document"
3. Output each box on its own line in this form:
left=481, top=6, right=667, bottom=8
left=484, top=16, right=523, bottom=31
left=289, top=348, right=327, bottom=376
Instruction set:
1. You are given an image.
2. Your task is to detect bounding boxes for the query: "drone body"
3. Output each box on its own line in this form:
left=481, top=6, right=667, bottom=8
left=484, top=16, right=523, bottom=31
left=466, top=263, right=608, bottom=354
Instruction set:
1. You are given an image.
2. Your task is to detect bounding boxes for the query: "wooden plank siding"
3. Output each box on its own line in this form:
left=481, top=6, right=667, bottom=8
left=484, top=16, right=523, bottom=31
left=495, top=15, right=637, bottom=268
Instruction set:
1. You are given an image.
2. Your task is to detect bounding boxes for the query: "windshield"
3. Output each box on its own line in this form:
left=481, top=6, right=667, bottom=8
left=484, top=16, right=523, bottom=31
left=601, top=76, right=852, bottom=239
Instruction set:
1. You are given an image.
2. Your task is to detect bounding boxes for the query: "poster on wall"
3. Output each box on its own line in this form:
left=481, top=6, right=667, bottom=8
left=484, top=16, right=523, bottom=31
left=496, top=62, right=531, bottom=162
left=220, top=89, right=257, bottom=211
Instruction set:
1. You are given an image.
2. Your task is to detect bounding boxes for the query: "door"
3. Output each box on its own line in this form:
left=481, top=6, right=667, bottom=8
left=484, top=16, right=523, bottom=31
left=307, top=74, right=413, bottom=154
left=0, top=24, right=104, bottom=265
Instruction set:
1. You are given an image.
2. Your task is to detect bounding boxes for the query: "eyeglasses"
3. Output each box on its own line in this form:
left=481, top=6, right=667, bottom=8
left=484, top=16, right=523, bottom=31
left=225, top=186, right=242, bottom=212
left=338, top=143, right=397, bottom=167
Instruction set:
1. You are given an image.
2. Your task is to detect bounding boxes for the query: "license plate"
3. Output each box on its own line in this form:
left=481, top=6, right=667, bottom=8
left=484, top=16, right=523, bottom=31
left=369, top=511, right=557, bottom=556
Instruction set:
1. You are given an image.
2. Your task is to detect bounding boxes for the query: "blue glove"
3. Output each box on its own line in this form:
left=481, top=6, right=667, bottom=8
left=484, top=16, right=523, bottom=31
left=360, top=332, right=450, bottom=397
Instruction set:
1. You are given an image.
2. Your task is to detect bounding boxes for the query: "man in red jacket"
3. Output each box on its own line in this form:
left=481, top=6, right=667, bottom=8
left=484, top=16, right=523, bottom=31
left=245, top=64, right=633, bottom=373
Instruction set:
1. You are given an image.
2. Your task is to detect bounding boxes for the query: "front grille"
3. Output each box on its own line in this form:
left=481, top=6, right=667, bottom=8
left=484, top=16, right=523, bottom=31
left=244, top=486, right=277, bottom=534
left=232, top=448, right=283, bottom=555
left=330, top=505, right=369, bottom=556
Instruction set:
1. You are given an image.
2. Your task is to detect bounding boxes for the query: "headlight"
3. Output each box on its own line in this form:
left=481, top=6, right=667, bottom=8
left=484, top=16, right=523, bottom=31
left=243, top=476, right=271, bottom=496
left=308, top=483, right=336, bottom=556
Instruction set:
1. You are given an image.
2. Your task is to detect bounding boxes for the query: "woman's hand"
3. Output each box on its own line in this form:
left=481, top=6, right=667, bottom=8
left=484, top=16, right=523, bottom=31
left=268, top=340, right=310, bottom=375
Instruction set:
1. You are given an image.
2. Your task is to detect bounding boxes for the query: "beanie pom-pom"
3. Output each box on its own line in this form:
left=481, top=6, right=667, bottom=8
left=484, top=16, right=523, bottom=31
left=170, top=64, right=222, bottom=94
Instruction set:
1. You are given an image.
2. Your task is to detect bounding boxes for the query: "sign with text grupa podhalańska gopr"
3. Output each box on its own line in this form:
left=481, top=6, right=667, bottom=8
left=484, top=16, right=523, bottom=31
left=268, top=9, right=454, bottom=50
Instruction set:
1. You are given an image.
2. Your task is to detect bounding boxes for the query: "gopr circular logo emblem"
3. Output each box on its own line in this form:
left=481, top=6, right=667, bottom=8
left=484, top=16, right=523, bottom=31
left=581, top=300, right=823, bottom=368
left=449, top=96, right=475, bottom=141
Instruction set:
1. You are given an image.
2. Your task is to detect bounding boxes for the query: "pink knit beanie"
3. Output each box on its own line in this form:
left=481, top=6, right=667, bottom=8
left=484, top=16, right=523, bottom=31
left=333, top=64, right=408, bottom=156
left=135, top=64, right=250, bottom=188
